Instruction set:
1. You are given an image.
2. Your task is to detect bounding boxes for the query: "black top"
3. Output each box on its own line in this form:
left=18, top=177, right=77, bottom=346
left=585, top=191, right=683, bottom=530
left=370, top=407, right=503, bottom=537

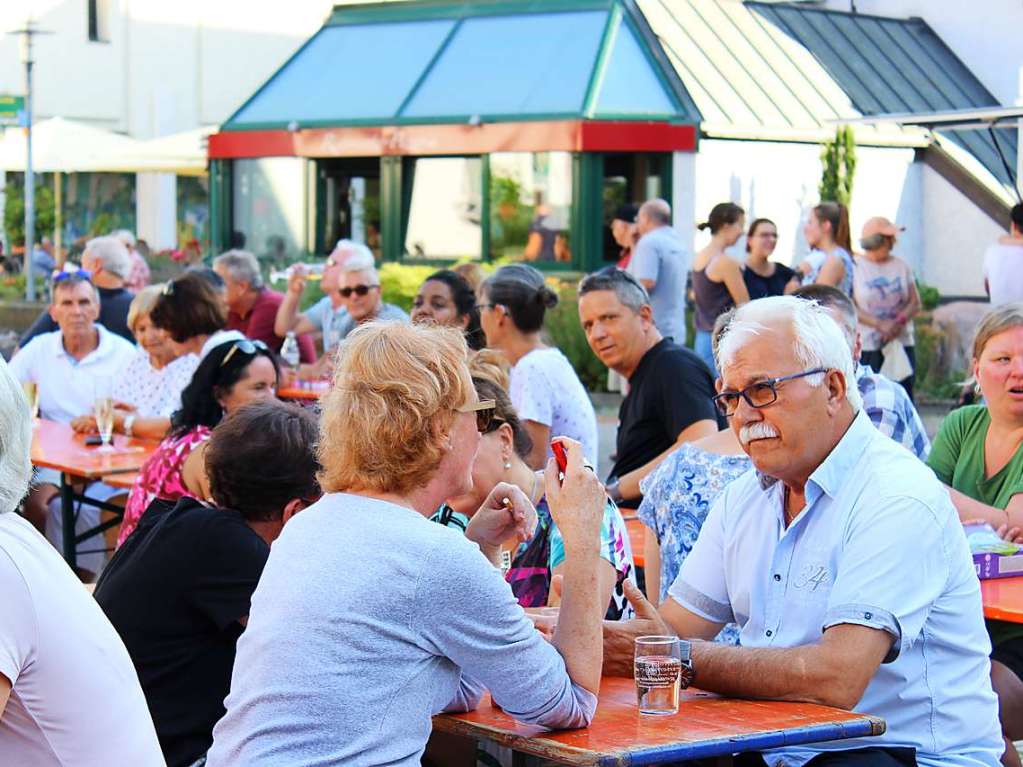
left=743, top=263, right=796, bottom=300
left=691, top=268, right=735, bottom=332
left=19, top=285, right=135, bottom=346
left=610, top=339, right=722, bottom=501
left=94, top=498, right=269, bottom=767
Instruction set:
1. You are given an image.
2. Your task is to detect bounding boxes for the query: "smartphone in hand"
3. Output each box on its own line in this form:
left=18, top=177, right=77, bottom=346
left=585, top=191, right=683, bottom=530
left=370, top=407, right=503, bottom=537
left=551, top=440, right=567, bottom=482
left=84, top=434, right=103, bottom=446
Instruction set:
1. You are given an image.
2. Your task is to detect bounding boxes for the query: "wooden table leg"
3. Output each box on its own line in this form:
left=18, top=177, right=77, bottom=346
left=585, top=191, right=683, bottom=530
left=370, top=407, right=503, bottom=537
left=60, top=474, right=76, bottom=569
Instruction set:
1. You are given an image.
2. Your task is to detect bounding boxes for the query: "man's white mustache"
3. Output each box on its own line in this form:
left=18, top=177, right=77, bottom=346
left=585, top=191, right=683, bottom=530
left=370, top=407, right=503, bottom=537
left=739, top=422, right=779, bottom=446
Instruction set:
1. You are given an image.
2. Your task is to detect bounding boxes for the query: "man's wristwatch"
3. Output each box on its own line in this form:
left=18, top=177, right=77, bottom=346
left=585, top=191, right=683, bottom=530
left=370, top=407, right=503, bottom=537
left=123, top=414, right=136, bottom=437
left=605, top=477, right=624, bottom=504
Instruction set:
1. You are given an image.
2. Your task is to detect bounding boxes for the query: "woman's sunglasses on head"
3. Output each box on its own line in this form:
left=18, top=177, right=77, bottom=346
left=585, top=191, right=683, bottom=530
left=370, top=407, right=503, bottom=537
left=455, top=399, right=497, bottom=432
left=220, top=339, right=270, bottom=367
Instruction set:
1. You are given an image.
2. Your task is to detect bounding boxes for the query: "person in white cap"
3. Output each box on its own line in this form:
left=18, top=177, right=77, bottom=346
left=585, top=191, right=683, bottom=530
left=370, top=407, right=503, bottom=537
left=852, top=216, right=921, bottom=401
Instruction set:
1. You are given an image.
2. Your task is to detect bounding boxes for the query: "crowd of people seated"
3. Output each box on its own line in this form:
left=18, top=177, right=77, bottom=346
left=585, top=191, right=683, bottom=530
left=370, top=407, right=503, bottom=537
left=1, top=204, right=1023, bottom=766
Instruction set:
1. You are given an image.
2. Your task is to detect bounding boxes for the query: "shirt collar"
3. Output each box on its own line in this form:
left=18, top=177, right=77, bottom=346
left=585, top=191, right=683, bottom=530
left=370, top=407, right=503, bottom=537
left=756, top=409, right=873, bottom=501
left=53, top=324, right=111, bottom=363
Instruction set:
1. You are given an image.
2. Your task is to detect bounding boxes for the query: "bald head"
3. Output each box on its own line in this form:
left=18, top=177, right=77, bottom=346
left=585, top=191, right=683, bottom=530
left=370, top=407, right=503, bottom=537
left=638, top=199, right=671, bottom=235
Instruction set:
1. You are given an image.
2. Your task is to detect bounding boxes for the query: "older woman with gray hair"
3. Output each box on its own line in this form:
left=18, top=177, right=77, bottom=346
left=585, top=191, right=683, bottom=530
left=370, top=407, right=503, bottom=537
left=207, top=322, right=606, bottom=766
left=0, top=356, right=165, bottom=764
left=18, top=235, right=136, bottom=346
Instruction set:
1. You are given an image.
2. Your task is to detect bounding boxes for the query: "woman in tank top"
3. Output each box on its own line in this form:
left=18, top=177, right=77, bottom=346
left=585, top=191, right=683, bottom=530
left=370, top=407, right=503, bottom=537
left=691, top=202, right=749, bottom=376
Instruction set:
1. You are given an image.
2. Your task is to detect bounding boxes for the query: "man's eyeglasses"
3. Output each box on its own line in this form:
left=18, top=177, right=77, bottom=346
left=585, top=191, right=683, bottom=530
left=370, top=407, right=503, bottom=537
left=52, top=268, right=92, bottom=285
left=712, top=368, right=828, bottom=417
left=220, top=339, right=270, bottom=367
left=455, top=399, right=497, bottom=432
left=162, top=281, right=176, bottom=296
left=339, top=284, right=379, bottom=298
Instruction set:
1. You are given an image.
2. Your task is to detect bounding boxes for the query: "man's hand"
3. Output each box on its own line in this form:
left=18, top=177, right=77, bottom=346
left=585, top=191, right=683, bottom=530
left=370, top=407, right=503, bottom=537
left=464, top=482, right=537, bottom=550
left=287, top=264, right=307, bottom=297
left=602, top=580, right=672, bottom=676
left=70, top=415, right=97, bottom=434
left=544, top=437, right=604, bottom=554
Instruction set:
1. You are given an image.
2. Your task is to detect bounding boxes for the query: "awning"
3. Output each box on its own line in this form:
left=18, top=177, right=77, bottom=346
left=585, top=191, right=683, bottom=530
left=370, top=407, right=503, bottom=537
left=0, top=117, right=141, bottom=173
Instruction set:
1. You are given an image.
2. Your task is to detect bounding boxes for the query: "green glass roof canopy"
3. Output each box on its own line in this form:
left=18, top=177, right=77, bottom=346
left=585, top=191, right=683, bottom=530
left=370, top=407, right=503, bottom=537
left=224, top=0, right=698, bottom=131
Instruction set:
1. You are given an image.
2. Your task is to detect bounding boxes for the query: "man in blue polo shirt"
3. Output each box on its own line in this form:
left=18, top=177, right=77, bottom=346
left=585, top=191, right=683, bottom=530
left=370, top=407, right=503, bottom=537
left=604, top=296, right=1002, bottom=766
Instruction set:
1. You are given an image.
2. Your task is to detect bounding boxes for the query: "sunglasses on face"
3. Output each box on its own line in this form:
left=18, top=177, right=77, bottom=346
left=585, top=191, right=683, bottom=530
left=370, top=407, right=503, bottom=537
left=220, top=339, right=270, bottom=367
left=455, top=399, right=497, bottom=432
left=339, top=284, right=379, bottom=298
left=52, top=268, right=92, bottom=285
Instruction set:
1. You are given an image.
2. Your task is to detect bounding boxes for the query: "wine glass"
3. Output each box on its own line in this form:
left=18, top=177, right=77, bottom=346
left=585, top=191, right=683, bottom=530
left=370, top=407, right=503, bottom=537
left=93, top=377, right=116, bottom=452
left=21, top=381, right=39, bottom=421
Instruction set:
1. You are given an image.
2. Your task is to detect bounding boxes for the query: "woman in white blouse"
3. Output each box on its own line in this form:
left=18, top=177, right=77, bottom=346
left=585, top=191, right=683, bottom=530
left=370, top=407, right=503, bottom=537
left=72, top=285, right=198, bottom=441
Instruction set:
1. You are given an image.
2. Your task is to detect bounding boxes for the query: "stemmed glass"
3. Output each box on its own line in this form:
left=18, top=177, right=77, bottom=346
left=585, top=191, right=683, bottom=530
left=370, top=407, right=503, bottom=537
left=93, top=377, right=116, bottom=452
left=21, top=381, right=39, bottom=421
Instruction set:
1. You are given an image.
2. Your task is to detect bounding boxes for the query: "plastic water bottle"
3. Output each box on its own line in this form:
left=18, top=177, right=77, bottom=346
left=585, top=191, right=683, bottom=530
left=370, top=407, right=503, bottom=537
left=281, top=331, right=300, bottom=369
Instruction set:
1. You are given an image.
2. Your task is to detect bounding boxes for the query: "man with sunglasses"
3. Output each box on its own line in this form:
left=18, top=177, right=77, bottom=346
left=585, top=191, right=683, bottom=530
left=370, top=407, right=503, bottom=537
left=19, top=236, right=136, bottom=347
left=604, top=296, right=1002, bottom=767
left=9, top=272, right=136, bottom=573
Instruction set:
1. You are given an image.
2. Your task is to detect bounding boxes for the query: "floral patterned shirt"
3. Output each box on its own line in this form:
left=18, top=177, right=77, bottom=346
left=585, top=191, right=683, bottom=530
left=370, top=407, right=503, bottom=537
left=117, top=426, right=211, bottom=547
left=638, top=443, right=751, bottom=645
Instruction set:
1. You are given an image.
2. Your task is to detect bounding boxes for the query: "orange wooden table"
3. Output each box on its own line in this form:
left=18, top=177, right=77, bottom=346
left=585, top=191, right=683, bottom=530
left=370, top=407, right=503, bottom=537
left=101, top=471, right=139, bottom=491
left=434, top=677, right=884, bottom=765
left=31, top=420, right=157, bottom=568
left=982, top=576, right=1023, bottom=623
left=625, top=517, right=646, bottom=570
left=278, top=380, right=329, bottom=401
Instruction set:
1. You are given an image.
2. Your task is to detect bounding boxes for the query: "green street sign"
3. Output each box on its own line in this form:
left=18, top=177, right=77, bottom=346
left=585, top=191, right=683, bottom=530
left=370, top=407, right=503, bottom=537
left=0, top=95, right=26, bottom=126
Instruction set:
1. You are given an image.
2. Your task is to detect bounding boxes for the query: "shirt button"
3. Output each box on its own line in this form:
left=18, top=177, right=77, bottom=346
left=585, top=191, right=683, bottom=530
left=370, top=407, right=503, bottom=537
left=773, top=574, right=781, bottom=581
left=766, top=630, right=773, bottom=637
left=864, top=612, right=873, bottom=620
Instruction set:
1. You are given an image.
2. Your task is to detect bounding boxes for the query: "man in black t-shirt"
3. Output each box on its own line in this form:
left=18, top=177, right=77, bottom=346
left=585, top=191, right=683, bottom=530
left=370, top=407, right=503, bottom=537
left=578, top=268, right=721, bottom=508
left=94, top=400, right=320, bottom=767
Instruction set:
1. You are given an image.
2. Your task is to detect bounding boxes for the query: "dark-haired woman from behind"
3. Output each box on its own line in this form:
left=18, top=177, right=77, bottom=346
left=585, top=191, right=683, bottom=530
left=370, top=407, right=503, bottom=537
left=116, top=339, right=280, bottom=547
left=411, top=270, right=485, bottom=351
left=742, top=217, right=799, bottom=299
left=692, top=202, right=749, bottom=376
left=479, top=264, right=597, bottom=469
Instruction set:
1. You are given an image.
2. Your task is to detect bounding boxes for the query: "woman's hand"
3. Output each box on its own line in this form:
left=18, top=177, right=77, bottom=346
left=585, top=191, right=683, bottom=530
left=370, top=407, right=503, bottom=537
left=544, top=437, right=604, bottom=555
left=287, top=264, right=307, bottom=297
left=464, top=482, right=537, bottom=550
left=71, top=415, right=98, bottom=434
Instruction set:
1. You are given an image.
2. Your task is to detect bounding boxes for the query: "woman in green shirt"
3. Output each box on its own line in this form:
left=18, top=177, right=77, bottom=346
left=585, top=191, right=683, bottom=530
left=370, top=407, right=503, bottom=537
left=928, top=303, right=1023, bottom=766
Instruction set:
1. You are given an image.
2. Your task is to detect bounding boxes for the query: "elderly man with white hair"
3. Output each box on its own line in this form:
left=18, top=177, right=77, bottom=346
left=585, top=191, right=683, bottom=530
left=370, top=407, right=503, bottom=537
left=213, top=249, right=315, bottom=362
left=603, top=295, right=1003, bottom=766
left=19, top=236, right=136, bottom=346
left=0, top=356, right=164, bottom=765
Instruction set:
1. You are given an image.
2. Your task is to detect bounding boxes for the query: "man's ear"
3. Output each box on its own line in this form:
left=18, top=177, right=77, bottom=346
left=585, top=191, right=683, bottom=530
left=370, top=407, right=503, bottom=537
left=825, top=369, right=848, bottom=413
left=281, top=497, right=311, bottom=526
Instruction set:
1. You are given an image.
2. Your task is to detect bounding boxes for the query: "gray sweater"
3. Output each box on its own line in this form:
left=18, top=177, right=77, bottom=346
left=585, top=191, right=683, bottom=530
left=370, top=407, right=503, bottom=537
left=206, top=493, right=597, bottom=766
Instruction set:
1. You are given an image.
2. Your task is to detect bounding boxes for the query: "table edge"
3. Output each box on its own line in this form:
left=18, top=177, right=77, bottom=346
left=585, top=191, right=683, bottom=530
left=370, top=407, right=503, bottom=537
left=432, top=713, right=886, bottom=765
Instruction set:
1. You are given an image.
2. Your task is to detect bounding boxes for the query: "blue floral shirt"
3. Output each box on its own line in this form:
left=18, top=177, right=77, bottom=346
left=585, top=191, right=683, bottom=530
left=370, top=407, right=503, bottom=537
left=638, top=443, right=750, bottom=645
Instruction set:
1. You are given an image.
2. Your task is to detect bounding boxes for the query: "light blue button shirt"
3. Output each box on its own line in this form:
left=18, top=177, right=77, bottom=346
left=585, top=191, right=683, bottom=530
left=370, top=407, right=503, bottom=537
left=669, top=410, right=1002, bottom=766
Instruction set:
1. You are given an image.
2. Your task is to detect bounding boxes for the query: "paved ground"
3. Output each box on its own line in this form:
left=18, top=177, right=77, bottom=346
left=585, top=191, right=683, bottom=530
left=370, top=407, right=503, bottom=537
left=593, top=396, right=951, bottom=481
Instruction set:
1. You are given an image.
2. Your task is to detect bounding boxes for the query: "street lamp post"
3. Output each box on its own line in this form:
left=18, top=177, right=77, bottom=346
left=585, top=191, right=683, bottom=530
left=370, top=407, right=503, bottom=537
left=8, top=21, right=52, bottom=302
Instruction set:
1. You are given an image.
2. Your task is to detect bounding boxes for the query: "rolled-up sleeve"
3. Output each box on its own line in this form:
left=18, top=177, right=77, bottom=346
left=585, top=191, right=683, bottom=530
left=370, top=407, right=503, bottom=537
left=668, top=493, right=733, bottom=624
left=414, top=536, right=597, bottom=729
left=825, top=494, right=949, bottom=662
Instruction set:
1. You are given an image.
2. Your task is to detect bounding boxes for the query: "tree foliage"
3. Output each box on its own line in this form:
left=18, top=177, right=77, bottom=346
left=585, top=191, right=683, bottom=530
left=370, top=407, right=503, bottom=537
left=4, top=176, right=55, bottom=246
left=819, top=125, right=857, bottom=206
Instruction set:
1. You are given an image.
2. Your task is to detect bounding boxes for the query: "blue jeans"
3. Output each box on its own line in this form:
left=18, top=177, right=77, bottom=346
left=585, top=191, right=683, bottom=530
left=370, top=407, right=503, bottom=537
left=695, top=329, right=718, bottom=379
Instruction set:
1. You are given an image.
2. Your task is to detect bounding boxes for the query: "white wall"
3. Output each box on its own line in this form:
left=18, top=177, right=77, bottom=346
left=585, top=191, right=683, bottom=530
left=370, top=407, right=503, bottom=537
left=919, top=163, right=1003, bottom=297
left=0, top=0, right=334, bottom=137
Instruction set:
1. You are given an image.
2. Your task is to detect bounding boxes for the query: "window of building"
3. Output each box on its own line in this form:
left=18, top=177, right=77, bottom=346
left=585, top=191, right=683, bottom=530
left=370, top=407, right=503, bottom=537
left=232, top=158, right=306, bottom=268
left=489, top=152, right=573, bottom=263
left=87, top=0, right=111, bottom=43
left=403, top=157, right=482, bottom=260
